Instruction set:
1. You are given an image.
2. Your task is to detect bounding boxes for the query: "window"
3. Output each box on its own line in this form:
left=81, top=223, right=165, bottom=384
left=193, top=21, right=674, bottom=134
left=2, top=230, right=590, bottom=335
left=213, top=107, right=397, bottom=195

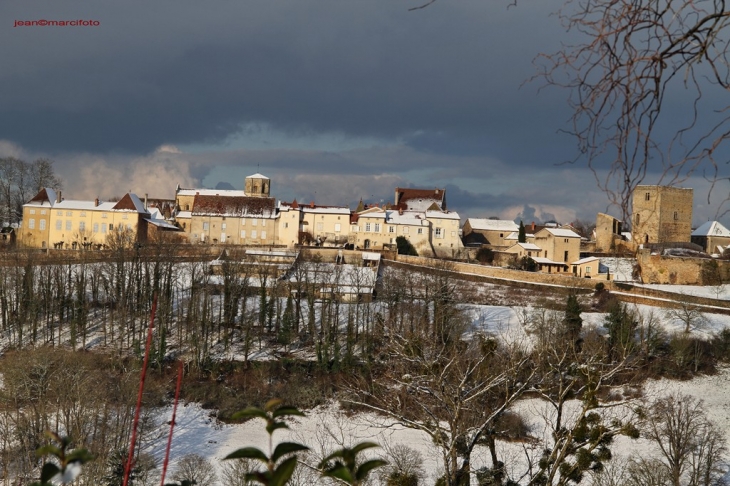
left=317, top=222, right=324, bottom=231
left=389, top=226, right=395, bottom=233
left=435, top=228, right=442, bottom=238
left=261, top=230, right=267, bottom=239
left=55, top=220, right=62, bottom=230
left=122, top=213, right=128, bottom=219
left=451, top=231, right=456, bottom=236
left=39, top=220, right=46, bottom=231
left=262, top=220, right=266, bottom=227
left=252, top=219, right=257, bottom=226
left=80, top=211, right=86, bottom=217
left=403, top=227, right=409, bottom=234
left=251, top=230, right=257, bottom=239
left=334, top=223, right=341, bottom=232
left=127, top=224, right=132, bottom=231
left=564, top=250, right=569, bottom=262
left=109, top=223, right=113, bottom=231
left=635, top=214, right=641, bottom=225
left=203, top=222, right=209, bottom=231
left=57, top=210, right=63, bottom=216
left=365, top=223, right=371, bottom=232
left=374, top=223, right=381, bottom=232
left=674, top=211, right=679, bottom=220
left=102, top=224, right=107, bottom=233
left=586, top=266, right=591, bottom=274
left=564, top=238, right=569, bottom=243
left=41, top=210, right=46, bottom=215
left=241, top=230, right=246, bottom=239
left=28, top=219, right=35, bottom=229
left=66, top=211, right=72, bottom=216
left=417, top=228, right=423, bottom=234
left=645, top=192, right=650, bottom=201
left=30, top=209, right=36, bottom=214
left=102, top=213, right=107, bottom=218
left=93, top=223, right=99, bottom=233
left=284, top=222, right=289, bottom=229
left=221, top=223, right=227, bottom=230
left=79, top=221, right=86, bottom=232
left=66, top=221, right=72, bottom=231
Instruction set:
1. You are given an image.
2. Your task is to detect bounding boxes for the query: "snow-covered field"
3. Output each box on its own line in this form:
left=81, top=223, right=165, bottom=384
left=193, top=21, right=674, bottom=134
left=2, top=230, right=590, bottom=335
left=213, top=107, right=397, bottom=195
left=142, top=301, right=730, bottom=485
left=148, top=365, right=730, bottom=486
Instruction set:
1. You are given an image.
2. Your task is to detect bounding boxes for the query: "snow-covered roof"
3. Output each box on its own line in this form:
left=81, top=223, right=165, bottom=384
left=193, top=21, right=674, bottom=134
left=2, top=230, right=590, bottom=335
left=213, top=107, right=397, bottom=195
left=692, top=221, right=730, bottom=237
left=176, top=211, right=192, bottom=219
left=177, top=188, right=248, bottom=197
left=505, top=231, right=535, bottom=240
left=385, top=210, right=428, bottom=226
left=538, top=228, right=581, bottom=238
left=302, top=206, right=351, bottom=215
left=426, top=210, right=460, bottom=220
left=515, top=242, right=541, bottom=251
left=145, top=219, right=180, bottom=230
left=572, top=256, right=599, bottom=265
left=531, top=256, right=566, bottom=265
left=467, top=219, right=519, bottom=231
left=362, top=252, right=381, bottom=261
left=246, top=173, right=269, bottom=180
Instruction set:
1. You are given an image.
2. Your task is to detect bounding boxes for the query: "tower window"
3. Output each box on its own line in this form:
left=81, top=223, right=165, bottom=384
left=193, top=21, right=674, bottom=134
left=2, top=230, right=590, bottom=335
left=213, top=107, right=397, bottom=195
left=674, top=211, right=679, bottom=220
left=645, top=192, right=650, bottom=201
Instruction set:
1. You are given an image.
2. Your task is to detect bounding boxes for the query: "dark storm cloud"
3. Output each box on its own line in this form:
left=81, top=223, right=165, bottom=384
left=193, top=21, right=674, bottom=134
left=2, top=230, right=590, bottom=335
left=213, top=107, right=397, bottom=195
left=0, top=0, right=572, bottom=165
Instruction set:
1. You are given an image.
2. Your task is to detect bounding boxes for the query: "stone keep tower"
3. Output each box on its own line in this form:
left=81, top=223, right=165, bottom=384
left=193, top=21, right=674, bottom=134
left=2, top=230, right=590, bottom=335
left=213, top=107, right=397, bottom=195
left=632, top=185, right=693, bottom=245
left=245, top=173, right=270, bottom=197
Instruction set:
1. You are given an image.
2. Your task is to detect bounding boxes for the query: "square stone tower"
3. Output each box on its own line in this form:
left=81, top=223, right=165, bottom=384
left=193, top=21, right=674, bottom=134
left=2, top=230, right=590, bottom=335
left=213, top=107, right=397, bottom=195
left=245, top=173, right=270, bottom=197
left=632, top=185, right=693, bottom=245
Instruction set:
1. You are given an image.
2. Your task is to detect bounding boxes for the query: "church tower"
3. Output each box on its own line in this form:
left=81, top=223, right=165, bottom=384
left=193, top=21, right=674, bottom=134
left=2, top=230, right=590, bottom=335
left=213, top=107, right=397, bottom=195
left=245, top=173, right=270, bottom=197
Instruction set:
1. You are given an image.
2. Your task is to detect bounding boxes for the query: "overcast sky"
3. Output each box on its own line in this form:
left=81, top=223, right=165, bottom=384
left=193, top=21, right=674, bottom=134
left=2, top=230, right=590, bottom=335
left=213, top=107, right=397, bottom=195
left=3, top=0, right=730, bottom=226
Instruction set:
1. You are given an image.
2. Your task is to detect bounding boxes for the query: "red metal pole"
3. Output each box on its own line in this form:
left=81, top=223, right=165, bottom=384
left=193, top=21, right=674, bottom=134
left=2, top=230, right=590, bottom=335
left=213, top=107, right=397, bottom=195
left=123, top=295, right=157, bottom=486
left=159, top=360, right=184, bottom=486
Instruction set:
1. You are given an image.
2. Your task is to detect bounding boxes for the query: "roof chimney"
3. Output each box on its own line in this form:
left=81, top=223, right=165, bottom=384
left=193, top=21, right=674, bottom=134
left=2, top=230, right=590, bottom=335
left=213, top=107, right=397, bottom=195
left=56, top=191, right=62, bottom=204
left=310, top=201, right=315, bottom=208
left=531, top=222, right=535, bottom=231
left=144, top=193, right=148, bottom=210
left=94, top=197, right=99, bottom=207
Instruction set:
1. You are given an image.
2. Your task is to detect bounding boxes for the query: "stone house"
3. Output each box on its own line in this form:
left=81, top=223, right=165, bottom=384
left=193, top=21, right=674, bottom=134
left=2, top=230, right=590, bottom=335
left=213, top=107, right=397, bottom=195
left=279, top=200, right=351, bottom=247
left=691, top=221, right=730, bottom=255
left=532, top=228, right=582, bottom=273
left=21, top=188, right=151, bottom=249
left=632, top=185, right=693, bottom=246
left=187, top=195, right=277, bottom=245
left=462, top=219, right=519, bottom=248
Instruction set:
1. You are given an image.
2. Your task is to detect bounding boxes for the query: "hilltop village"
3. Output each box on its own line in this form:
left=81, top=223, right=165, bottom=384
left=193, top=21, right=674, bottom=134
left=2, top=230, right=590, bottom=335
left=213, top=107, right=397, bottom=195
left=14, top=173, right=730, bottom=285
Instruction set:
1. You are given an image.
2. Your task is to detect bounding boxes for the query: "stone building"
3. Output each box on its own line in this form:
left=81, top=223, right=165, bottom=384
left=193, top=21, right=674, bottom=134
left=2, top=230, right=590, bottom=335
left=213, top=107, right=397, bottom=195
left=594, top=213, right=624, bottom=252
left=20, top=188, right=151, bottom=249
left=632, top=185, right=693, bottom=246
left=691, top=221, right=730, bottom=254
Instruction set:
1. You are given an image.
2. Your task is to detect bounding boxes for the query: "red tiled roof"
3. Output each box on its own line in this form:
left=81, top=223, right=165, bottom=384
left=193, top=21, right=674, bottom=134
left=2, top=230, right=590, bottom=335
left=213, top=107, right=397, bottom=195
left=394, top=187, right=445, bottom=211
left=192, top=195, right=276, bottom=216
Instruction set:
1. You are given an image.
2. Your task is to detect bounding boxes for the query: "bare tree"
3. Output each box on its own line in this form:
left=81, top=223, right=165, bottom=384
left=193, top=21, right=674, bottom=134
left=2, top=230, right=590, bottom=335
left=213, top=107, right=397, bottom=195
left=641, top=393, right=727, bottom=486
left=536, top=0, right=730, bottom=220
left=665, top=301, right=708, bottom=333
left=170, top=454, right=217, bottom=486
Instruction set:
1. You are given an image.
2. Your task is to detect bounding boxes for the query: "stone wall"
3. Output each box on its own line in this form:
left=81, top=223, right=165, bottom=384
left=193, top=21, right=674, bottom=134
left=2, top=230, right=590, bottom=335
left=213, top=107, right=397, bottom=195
left=636, top=249, right=730, bottom=285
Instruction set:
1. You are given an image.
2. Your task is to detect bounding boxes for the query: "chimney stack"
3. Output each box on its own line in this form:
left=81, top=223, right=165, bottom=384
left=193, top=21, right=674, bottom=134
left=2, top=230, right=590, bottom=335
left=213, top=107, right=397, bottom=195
left=56, top=191, right=62, bottom=204
left=531, top=222, right=535, bottom=231
left=144, top=193, right=148, bottom=210
left=94, top=198, right=99, bottom=207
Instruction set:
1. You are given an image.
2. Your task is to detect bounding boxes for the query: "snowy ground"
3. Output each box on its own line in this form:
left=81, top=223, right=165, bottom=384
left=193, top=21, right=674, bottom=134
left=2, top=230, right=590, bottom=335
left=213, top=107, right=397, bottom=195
left=149, top=366, right=730, bottom=486
left=144, top=301, right=730, bottom=485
